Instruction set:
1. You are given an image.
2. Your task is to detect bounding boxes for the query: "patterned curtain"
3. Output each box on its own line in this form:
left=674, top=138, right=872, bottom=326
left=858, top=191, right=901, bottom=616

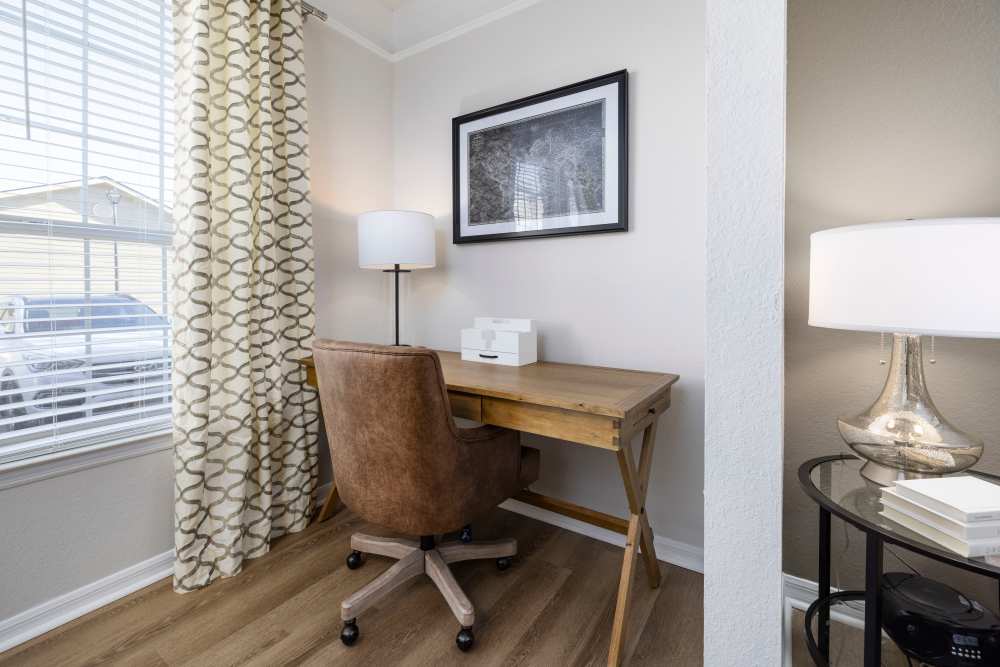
left=171, top=0, right=320, bottom=592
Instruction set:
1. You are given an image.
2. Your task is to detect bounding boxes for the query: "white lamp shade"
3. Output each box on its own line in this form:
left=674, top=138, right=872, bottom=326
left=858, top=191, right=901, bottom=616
left=809, top=218, right=1000, bottom=338
left=357, top=210, right=436, bottom=270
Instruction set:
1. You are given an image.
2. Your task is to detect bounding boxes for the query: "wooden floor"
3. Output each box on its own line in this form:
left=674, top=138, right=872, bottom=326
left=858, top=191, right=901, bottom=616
left=0, top=508, right=702, bottom=666
left=789, top=609, right=908, bottom=666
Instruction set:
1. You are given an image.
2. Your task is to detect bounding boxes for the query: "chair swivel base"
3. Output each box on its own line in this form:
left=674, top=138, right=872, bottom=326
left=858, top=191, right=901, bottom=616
left=339, top=532, right=517, bottom=651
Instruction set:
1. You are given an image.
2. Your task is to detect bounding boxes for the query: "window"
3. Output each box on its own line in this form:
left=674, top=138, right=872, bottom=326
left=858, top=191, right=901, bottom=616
left=0, top=0, right=173, bottom=464
left=0, top=303, right=13, bottom=333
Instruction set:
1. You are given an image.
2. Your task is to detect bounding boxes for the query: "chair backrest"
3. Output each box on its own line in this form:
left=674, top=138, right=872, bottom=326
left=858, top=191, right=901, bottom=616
left=311, top=340, right=464, bottom=534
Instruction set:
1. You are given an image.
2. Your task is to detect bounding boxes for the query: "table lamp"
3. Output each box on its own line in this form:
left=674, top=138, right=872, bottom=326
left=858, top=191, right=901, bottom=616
left=809, top=218, right=1000, bottom=485
left=358, top=210, right=436, bottom=346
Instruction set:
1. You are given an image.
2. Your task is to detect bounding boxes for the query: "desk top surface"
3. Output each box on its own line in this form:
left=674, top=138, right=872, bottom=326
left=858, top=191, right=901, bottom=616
left=303, top=350, right=678, bottom=420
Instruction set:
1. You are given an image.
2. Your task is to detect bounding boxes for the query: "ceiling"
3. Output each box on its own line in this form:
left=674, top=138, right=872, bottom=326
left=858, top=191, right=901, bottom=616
left=309, top=0, right=542, bottom=61
left=377, top=0, right=412, bottom=11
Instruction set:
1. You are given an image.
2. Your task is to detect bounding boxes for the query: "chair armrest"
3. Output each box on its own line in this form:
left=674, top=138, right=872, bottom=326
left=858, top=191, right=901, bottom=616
left=455, top=425, right=521, bottom=494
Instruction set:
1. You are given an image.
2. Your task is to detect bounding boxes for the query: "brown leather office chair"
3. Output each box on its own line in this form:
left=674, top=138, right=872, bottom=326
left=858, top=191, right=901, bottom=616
left=312, top=340, right=540, bottom=652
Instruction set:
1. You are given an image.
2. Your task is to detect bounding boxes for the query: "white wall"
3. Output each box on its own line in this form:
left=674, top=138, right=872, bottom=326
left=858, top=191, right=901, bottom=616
left=310, top=19, right=395, bottom=347
left=0, top=443, right=173, bottom=621
left=381, top=0, right=707, bottom=551
left=308, top=13, right=395, bottom=486
left=704, top=0, right=786, bottom=664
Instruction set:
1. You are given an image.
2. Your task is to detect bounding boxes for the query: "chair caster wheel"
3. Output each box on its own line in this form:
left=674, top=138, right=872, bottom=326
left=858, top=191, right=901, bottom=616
left=456, top=627, right=474, bottom=652
left=346, top=550, right=364, bottom=570
left=341, top=619, right=359, bottom=646
left=496, top=557, right=512, bottom=571
left=460, top=525, right=472, bottom=543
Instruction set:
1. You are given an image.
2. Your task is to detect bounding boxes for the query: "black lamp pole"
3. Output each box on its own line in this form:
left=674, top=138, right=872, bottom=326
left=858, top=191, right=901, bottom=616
left=382, top=263, right=410, bottom=346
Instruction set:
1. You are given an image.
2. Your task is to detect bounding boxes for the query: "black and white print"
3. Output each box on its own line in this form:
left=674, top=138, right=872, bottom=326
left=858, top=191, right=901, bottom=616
left=467, top=101, right=606, bottom=226
left=453, top=71, right=628, bottom=244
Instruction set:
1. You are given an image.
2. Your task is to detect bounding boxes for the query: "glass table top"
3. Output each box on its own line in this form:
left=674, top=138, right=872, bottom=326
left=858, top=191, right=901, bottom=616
left=803, top=455, right=1000, bottom=578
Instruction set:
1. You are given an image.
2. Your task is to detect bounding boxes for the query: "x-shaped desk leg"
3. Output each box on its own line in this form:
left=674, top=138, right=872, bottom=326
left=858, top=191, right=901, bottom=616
left=315, top=483, right=341, bottom=523
left=608, top=419, right=661, bottom=666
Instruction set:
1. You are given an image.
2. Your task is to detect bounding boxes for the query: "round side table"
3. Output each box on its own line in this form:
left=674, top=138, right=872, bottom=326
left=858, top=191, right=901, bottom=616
left=799, top=454, right=1000, bottom=666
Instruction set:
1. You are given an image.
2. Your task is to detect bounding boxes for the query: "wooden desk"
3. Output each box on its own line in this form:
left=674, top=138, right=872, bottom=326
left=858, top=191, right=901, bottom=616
left=301, top=351, right=679, bottom=666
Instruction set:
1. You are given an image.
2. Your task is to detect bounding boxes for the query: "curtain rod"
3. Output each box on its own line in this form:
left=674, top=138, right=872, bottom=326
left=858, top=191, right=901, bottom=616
left=302, top=1, right=327, bottom=22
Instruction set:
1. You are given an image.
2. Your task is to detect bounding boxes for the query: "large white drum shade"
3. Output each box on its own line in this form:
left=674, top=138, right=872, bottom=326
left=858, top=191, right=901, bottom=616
left=358, top=210, right=436, bottom=270
left=809, top=218, right=1000, bottom=338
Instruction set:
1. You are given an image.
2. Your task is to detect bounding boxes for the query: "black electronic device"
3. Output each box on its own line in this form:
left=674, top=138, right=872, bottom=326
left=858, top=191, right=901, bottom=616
left=881, top=572, right=1000, bottom=665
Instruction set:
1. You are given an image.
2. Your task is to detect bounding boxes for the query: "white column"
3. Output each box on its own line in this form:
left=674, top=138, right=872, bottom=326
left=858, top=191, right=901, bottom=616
left=705, top=0, right=787, bottom=664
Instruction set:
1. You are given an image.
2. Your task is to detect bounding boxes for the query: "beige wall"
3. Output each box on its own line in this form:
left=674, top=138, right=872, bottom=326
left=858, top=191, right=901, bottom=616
left=388, top=0, right=706, bottom=549
left=785, top=0, right=1000, bottom=601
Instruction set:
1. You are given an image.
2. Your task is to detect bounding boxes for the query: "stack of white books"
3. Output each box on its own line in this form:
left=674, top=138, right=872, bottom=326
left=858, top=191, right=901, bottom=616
left=879, top=476, right=1000, bottom=558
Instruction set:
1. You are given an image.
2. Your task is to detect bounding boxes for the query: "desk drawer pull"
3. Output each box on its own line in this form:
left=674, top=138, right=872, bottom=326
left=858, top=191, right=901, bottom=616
left=478, top=353, right=498, bottom=359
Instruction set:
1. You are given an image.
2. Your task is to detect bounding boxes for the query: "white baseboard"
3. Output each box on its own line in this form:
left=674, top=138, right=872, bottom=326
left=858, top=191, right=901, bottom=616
left=782, top=572, right=877, bottom=667
left=783, top=572, right=866, bottom=626
left=0, top=483, right=336, bottom=655
left=500, top=498, right=705, bottom=574
left=0, top=549, right=174, bottom=654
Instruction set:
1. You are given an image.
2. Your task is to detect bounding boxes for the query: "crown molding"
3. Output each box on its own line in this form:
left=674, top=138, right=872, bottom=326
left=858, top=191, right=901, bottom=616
left=321, top=16, right=396, bottom=61
left=313, top=0, right=543, bottom=63
left=390, top=0, right=542, bottom=62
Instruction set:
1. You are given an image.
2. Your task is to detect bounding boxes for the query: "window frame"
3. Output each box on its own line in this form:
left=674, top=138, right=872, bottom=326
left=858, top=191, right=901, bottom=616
left=0, top=427, right=171, bottom=489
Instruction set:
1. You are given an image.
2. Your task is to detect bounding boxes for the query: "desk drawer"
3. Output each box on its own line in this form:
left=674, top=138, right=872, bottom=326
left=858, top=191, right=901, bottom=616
left=482, top=397, right=619, bottom=450
left=448, top=391, right=482, bottom=421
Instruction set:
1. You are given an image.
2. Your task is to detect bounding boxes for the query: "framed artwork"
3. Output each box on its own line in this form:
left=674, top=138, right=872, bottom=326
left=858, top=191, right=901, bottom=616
left=452, top=70, right=628, bottom=244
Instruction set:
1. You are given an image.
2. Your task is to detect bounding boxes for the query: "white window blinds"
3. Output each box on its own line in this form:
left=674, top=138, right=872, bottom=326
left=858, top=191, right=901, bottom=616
left=0, top=0, right=173, bottom=464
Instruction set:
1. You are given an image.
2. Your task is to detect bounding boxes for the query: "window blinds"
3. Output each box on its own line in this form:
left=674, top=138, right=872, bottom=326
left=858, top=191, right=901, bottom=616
left=0, top=0, right=173, bottom=464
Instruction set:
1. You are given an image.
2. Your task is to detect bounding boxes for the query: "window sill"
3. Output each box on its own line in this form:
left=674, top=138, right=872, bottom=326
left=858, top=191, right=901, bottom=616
left=0, top=429, right=172, bottom=492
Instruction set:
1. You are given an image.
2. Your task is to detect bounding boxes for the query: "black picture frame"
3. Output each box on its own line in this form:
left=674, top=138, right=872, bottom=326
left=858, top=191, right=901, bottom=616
left=452, top=70, right=628, bottom=244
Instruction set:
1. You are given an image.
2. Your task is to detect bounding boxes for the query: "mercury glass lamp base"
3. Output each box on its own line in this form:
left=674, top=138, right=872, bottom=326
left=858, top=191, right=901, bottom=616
left=857, top=460, right=941, bottom=486
left=838, top=334, right=983, bottom=486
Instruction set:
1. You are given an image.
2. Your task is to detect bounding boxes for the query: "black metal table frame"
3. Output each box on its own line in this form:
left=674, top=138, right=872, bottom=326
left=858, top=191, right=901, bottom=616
left=799, top=454, right=1000, bottom=666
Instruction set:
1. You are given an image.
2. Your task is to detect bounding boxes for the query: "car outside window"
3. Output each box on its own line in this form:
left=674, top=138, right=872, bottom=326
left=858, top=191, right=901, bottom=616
left=25, top=307, right=86, bottom=333
left=0, top=307, right=14, bottom=335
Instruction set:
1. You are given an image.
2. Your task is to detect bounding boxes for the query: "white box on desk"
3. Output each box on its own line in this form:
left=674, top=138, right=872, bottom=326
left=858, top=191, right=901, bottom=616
left=472, top=317, right=534, bottom=333
left=461, top=317, right=537, bottom=366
